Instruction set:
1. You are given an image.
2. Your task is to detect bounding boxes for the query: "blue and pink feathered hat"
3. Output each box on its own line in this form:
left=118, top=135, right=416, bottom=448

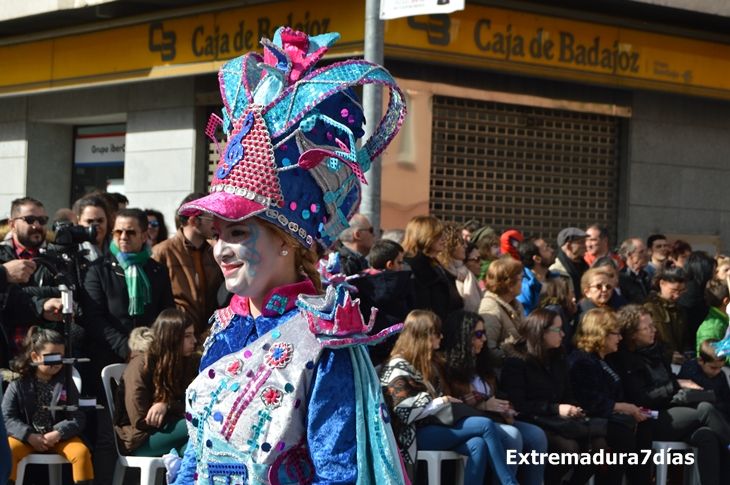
left=179, top=28, right=406, bottom=249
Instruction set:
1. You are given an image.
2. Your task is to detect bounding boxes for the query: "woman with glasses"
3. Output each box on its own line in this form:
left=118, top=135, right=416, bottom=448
left=402, top=215, right=462, bottom=323
left=479, top=257, right=525, bottom=365
left=578, top=268, right=616, bottom=324
left=501, top=308, right=606, bottom=485
left=442, top=310, right=547, bottom=485
left=380, top=310, right=520, bottom=485
left=643, top=264, right=691, bottom=364
left=438, top=222, right=482, bottom=313
left=143, top=209, right=168, bottom=247
left=591, top=256, right=629, bottom=309
left=464, top=242, right=483, bottom=278
left=568, top=308, right=646, bottom=485
left=616, top=304, right=730, bottom=485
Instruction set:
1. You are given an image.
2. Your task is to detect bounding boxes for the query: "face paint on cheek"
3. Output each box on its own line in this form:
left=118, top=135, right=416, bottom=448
left=238, top=223, right=262, bottom=277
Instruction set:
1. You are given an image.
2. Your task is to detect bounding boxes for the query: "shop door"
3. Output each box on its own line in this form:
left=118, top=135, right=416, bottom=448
left=430, top=95, right=621, bottom=244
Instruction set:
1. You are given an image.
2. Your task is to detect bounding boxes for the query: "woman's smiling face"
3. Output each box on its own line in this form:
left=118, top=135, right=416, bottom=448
left=213, top=217, right=289, bottom=299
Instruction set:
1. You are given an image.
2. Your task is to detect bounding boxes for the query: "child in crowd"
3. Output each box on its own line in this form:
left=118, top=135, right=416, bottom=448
left=678, top=339, right=730, bottom=421
left=2, top=327, right=93, bottom=484
left=351, top=239, right=415, bottom=366
left=114, top=309, right=197, bottom=456
left=696, top=279, right=730, bottom=364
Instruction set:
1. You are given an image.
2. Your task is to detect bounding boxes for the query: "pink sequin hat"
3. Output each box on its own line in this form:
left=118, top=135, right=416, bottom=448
left=180, top=27, right=406, bottom=249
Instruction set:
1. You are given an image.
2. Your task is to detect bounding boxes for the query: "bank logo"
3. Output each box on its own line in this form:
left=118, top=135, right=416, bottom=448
left=149, top=22, right=177, bottom=61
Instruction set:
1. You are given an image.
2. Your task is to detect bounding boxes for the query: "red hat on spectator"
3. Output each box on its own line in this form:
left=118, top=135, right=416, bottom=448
left=500, top=230, right=523, bottom=261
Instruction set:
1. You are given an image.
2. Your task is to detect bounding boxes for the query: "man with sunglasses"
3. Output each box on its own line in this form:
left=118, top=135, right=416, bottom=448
left=336, top=213, right=376, bottom=276
left=152, top=193, right=223, bottom=337
left=79, top=207, right=175, bottom=483
left=0, top=198, right=65, bottom=355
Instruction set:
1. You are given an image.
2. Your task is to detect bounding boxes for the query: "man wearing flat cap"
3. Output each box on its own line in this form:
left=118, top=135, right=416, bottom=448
left=549, top=227, right=589, bottom=299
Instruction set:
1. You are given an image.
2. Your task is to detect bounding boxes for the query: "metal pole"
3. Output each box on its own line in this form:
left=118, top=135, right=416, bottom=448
left=361, top=0, right=384, bottom=234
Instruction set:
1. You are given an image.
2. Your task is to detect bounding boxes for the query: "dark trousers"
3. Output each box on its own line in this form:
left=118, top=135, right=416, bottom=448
left=636, top=403, right=730, bottom=485
left=543, top=429, right=607, bottom=485
left=603, top=420, right=637, bottom=485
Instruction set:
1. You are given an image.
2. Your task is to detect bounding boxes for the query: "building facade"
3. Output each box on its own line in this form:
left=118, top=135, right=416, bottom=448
left=1, top=0, right=729, bottom=251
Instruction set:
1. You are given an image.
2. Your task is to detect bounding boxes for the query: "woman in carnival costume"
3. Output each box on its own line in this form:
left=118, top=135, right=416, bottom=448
left=167, top=28, right=409, bottom=485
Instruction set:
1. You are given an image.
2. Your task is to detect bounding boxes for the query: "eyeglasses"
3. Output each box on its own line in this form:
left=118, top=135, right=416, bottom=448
left=474, top=330, right=486, bottom=339
left=112, top=229, right=138, bottom=237
left=13, top=215, right=49, bottom=225
left=545, top=327, right=563, bottom=333
left=148, top=220, right=159, bottom=227
left=358, top=226, right=375, bottom=234
left=590, top=283, right=614, bottom=291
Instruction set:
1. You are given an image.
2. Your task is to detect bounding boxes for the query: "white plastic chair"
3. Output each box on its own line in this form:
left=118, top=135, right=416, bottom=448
left=651, top=441, right=699, bottom=485
left=101, top=363, right=165, bottom=485
left=417, top=450, right=468, bottom=485
left=15, top=453, right=68, bottom=485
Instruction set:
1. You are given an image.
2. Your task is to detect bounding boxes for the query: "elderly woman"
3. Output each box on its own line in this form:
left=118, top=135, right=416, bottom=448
left=568, top=308, right=646, bottom=485
left=479, top=257, right=525, bottom=365
left=616, top=304, right=730, bottom=485
left=501, top=309, right=606, bottom=485
left=578, top=268, right=616, bottom=324
left=438, top=222, right=482, bottom=313
left=592, top=256, right=629, bottom=309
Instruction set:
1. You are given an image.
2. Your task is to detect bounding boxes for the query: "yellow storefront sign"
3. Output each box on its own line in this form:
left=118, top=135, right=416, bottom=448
left=3, top=1, right=730, bottom=100
left=0, top=0, right=365, bottom=94
left=385, top=5, right=730, bottom=99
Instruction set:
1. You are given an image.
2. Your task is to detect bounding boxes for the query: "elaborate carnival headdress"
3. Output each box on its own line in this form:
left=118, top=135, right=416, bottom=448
left=180, top=28, right=406, bottom=249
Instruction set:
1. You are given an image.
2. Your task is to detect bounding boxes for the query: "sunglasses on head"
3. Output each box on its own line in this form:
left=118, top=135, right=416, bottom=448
left=113, top=229, right=138, bottom=237
left=148, top=220, right=159, bottom=227
left=13, top=215, right=49, bottom=225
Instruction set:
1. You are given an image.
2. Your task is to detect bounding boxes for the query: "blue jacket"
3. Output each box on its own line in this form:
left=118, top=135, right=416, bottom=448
left=516, top=267, right=559, bottom=316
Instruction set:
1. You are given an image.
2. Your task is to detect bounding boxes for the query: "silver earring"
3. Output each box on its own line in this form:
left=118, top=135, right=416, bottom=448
left=281, top=250, right=289, bottom=256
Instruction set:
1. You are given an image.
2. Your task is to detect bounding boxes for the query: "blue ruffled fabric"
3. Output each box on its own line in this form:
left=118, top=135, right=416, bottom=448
left=308, top=349, right=358, bottom=484
left=200, top=311, right=294, bottom=370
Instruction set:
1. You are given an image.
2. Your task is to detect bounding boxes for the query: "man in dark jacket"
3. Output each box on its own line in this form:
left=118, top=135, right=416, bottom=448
left=350, top=240, right=415, bottom=365
left=336, top=213, right=375, bottom=276
left=618, top=238, right=650, bottom=304
left=79, top=208, right=174, bottom=483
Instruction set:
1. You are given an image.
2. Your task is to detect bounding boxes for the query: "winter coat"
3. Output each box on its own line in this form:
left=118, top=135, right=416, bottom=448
left=500, top=342, right=578, bottom=419
left=79, top=253, right=175, bottom=398
left=516, top=267, right=559, bottom=316
left=479, top=291, right=525, bottom=366
left=567, top=350, right=624, bottom=419
left=152, top=228, right=224, bottom=336
left=113, top=352, right=193, bottom=454
left=614, top=343, right=679, bottom=410
left=403, top=252, right=456, bottom=324
left=643, top=290, right=692, bottom=358
left=618, top=266, right=650, bottom=305
left=350, top=269, right=416, bottom=366
left=2, top=371, right=85, bottom=444
left=337, top=245, right=369, bottom=276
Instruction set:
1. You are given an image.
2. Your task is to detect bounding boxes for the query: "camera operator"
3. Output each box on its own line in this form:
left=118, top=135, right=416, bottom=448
left=75, top=194, right=111, bottom=259
left=0, top=198, right=66, bottom=357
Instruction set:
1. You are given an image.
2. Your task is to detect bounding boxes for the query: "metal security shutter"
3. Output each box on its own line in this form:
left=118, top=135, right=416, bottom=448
left=430, top=96, right=621, bottom=243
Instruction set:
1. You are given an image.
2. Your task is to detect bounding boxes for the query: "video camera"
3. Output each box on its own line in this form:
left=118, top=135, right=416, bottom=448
left=51, top=221, right=97, bottom=246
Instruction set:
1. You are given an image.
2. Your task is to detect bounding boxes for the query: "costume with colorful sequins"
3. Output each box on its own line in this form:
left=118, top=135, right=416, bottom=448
left=171, top=279, right=407, bottom=485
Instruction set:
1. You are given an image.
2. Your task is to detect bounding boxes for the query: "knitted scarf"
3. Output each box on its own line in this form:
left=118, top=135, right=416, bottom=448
left=110, top=241, right=152, bottom=316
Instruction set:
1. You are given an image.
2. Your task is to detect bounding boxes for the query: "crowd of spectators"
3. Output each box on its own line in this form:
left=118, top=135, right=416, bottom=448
left=3, top=200, right=730, bottom=484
